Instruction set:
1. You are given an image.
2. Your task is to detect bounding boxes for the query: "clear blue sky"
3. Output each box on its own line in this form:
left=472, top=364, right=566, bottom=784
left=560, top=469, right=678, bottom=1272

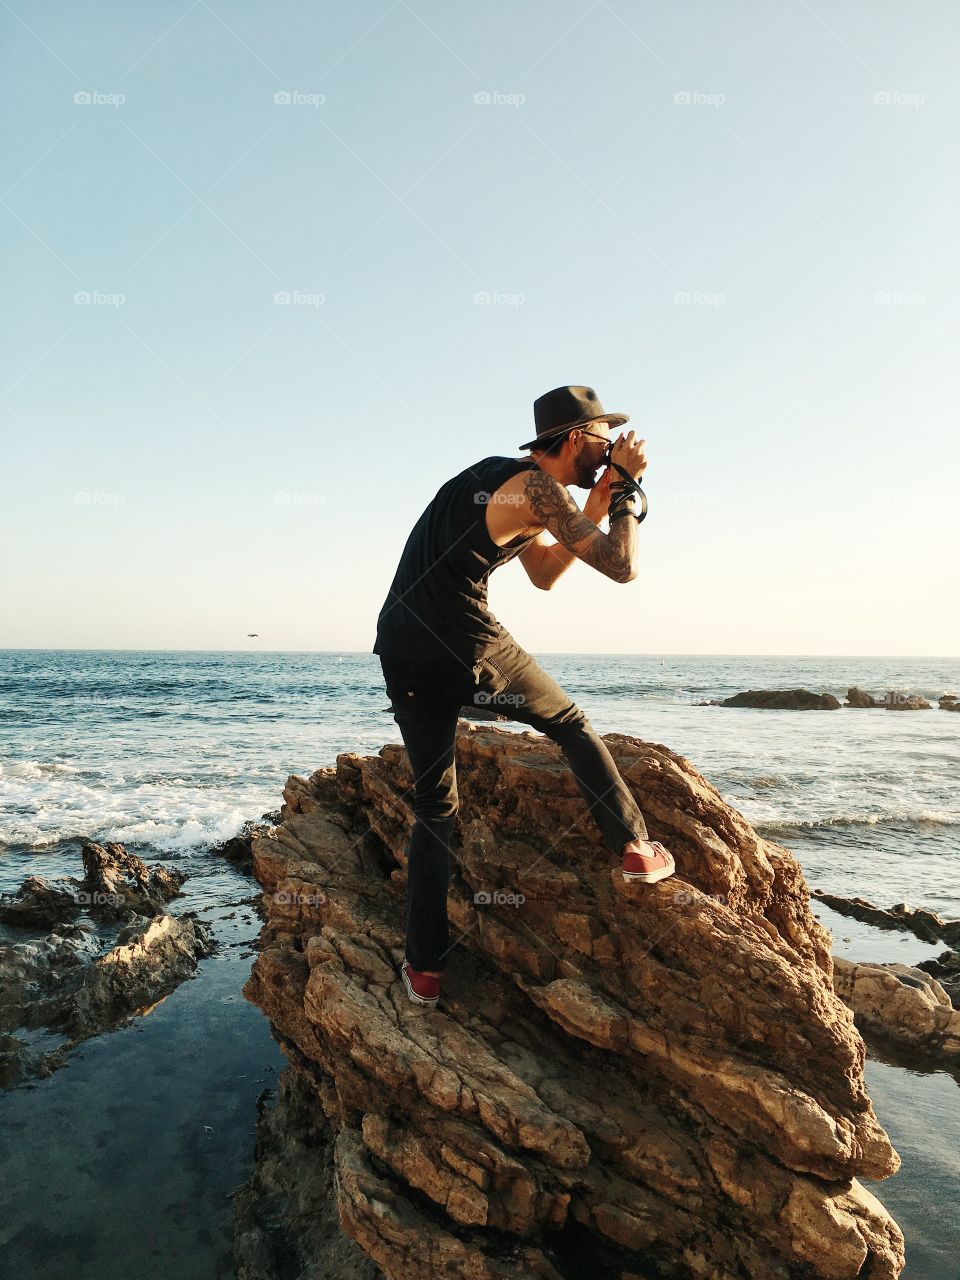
left=2, top=2, right=957, bottom=654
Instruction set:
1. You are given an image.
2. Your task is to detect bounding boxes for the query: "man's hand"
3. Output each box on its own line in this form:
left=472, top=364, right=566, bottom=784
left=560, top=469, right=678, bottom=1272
left=521, top=467, right=640, bottom=584
left=583, top=465, right=614, bottom=523
left=610, top=431, right=647, bottom=482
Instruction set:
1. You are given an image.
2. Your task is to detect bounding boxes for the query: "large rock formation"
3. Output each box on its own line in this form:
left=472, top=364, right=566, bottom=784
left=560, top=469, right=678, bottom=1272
left=241, top=722, right=906, bottom=1279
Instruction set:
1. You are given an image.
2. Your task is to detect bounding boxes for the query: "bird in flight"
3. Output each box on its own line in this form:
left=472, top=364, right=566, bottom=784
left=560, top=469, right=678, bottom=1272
left=247, top=633, right=259, bottom=637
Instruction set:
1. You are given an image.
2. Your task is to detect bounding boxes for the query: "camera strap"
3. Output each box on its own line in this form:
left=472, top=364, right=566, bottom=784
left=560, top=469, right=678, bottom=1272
left=610, top=461, right=648, bottom=522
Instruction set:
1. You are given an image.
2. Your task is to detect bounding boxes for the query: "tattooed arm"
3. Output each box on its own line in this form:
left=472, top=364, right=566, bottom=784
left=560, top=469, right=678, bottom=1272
left=521, top=467, right=638, bottom=583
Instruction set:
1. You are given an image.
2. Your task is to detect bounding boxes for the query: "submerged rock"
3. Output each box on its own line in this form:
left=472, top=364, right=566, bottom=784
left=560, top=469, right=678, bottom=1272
left=233, top=1065, right=380, bottom=1280
left=0, top=921, right=102, bottom=1038
left=241, top=722, right=905, bottom=1279
left=812, top=891, right=960, bottom=948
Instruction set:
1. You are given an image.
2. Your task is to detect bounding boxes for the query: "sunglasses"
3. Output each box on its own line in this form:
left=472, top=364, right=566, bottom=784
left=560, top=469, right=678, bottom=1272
left=578, top=429, right=615, bottom=460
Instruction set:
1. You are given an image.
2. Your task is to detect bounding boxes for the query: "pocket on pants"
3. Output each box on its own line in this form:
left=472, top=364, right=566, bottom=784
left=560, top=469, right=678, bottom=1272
left=471, top=655, right=514, bottom=714
left=382, top=663, right=428, bottom=712
left=382, top=657, right=468, bottom=715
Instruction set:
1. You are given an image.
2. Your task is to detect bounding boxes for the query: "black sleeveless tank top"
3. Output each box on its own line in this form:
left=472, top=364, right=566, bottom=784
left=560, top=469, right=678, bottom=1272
left=372, top=455, right=540, bottom=668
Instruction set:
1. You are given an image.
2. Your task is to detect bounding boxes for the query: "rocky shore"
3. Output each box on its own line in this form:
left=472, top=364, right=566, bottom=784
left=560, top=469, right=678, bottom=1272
left=239, top=721, right=907, bottom=1280
left=0, top=841, right=215, bottom=1086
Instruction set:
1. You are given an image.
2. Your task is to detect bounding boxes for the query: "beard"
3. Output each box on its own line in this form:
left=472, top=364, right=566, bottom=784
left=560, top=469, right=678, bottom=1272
left=574, top=455, right=601, bottom=490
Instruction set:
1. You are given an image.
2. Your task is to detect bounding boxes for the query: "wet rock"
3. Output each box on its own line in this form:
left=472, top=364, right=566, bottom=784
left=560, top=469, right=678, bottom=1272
left=0, top=920, right=101, bottom=1029
left=718, top=689, right=841, bottom=710
left=81, top=840, right=185, bottom=916
left=832, top=957, right=960, bottom=1063
left=846, top=687, right=879, bottom=708
left=916, top=950, right=960, bottom=1007
left=233, top=1065, right=380, bottom=1280
left=939, top=694, right=959, bottom=711
left=883, top=693, right=931, bottom=711
left=241, top=722, right=905, bottom=1280
left=0, top=876, right=84, bottom=928
left=69, top=912, right=215, bottom=1035
left=0, top=844, right=214, bottom=1086
left=812, top=891, right=960, bottom=947
left=211, top=820, right=277, bottom=876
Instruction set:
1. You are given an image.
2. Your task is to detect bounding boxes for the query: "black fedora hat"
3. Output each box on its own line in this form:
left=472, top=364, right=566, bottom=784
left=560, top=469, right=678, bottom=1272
left=519, top=385, right=629, bottom=451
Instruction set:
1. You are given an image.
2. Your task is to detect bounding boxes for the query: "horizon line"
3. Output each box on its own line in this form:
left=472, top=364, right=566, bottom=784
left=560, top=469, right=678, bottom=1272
left=1, top=647, right=958, bottom=660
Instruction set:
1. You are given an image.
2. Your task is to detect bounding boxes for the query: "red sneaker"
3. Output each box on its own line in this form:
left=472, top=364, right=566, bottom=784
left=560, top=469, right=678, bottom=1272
left=401, top=961, right=442, bottom=1006
left=622, top=840, right=676, bottom=884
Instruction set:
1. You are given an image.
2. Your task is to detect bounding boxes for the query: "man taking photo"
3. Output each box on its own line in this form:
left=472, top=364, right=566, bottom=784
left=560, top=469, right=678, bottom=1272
left=372, top=385, right=675, bottom=1008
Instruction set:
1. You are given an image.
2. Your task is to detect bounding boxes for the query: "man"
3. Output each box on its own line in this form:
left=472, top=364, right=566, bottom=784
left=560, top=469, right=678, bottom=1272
left=372, top=385, right=675, bottom=1008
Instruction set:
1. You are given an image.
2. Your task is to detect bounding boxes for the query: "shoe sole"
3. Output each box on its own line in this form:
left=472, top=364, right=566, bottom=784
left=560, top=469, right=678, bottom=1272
left=401, top=966, right=439, bottom=1007
left=623, top=863, right=675, bottom=883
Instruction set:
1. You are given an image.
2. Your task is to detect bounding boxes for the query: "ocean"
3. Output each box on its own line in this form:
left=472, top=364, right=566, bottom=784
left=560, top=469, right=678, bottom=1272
left=0, top=648, right=957, bottom=1278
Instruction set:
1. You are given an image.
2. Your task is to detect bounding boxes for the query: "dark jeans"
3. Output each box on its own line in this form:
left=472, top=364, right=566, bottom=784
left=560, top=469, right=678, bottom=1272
left=378, top=629, right=649, bottom=972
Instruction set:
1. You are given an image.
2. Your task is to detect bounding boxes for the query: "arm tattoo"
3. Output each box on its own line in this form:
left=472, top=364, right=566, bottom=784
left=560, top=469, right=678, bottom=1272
left=523, top=469, right=637, bottom=583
